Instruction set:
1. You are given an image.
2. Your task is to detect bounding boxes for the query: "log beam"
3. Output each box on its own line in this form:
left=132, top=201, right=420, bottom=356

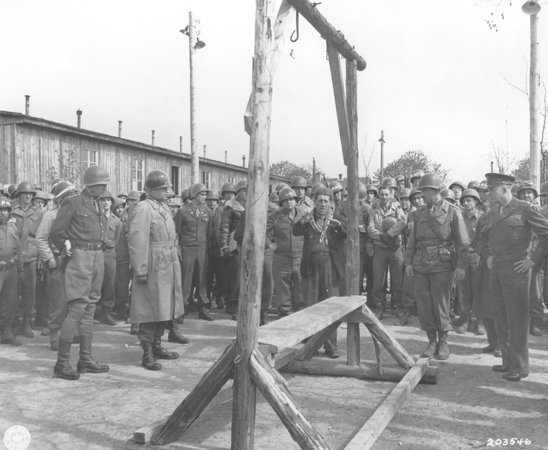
left=363, top=322, right=415, bottom=370
left=286, top=0, right=366, bottom=70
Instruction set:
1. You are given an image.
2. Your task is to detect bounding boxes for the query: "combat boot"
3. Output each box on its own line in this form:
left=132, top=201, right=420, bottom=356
left=215, top=296, right=225, bottom=310
left=21, top=315, right=34, bottom=338
left=76, top=335, right=109, bottom=373
left=476, top=318, right=486, bottom=335
left=0, top=328, right=21, bottom=346
left=152, top=337, right=178, bottom=360
left=454, top=314, right=470, bottom=334
left=100, top=308, right=117, bottom=326
left=374, top=302, right=384, bottom=320
left=436, top=331, right=450, bottom=360
left=397, top=308, right=412, bottom=326
left=11, top=316, right=21, bottom=336
left=421, top=330, right=437, bottom=359
left=529, top=318, right=543, bottom=337
left=167, top=321, right=191, bottom=345
left=141, top=341, right=162, bottom=371
left=130, top=323, right=139, bottom=335
left=50, top=329, right=60, bottom=351
left=53, top=339, right=80, bottom=380
left=198, top=306, right=214, bottom=321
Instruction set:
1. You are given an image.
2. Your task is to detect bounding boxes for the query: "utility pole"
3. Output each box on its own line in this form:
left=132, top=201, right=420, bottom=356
left=379, top=130, right=385, bottom=182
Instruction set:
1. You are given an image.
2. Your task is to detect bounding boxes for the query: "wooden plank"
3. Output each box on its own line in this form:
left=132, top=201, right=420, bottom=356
left=286, top=0, right=366, bottom=70
left=363, top=321, right=415, bottom=370
left=244, top=0, right=296, bottom=135
left=327, top=42, right=350, bottom=166
left=250, top=349, right=331, bottom=450
left=343, top=358, right=429, bottom=450
left=258, top=295, right=367, bottom=353
left=284, top=358, right=437, bottom=385
left=151, top=344, right=235, bottom=445
left=161, top=442, right=229, bottom=450
left=293, top=321, right=342, bottom=361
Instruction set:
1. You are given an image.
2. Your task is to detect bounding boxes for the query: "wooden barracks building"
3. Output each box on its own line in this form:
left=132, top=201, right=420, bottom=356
left=0, top=108, right=291, bottom=194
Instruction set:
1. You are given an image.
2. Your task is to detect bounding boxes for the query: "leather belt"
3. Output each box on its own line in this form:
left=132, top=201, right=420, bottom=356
left=74, top=242, right=105, bottom=251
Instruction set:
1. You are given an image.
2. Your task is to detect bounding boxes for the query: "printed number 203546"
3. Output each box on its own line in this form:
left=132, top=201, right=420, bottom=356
left=487, top=438, right=531, bottom=447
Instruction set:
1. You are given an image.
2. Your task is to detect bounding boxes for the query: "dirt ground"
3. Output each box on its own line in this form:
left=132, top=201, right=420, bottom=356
left=1, top=308, right=548, bottom=450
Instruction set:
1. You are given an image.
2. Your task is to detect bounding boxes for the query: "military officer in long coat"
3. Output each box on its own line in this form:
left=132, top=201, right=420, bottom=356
left=129, top=171, right=186, bottom=371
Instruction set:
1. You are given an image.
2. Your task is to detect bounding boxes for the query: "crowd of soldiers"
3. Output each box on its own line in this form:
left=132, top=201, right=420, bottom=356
left=0, top=166, right=547, bottom=383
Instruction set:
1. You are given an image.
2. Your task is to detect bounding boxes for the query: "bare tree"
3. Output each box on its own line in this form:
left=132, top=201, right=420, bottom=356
left=489, top=140, right=517, bottom=174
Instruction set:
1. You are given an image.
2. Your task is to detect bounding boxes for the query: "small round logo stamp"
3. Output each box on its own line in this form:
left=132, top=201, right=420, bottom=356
left=3, top=425, right=31, bottom=450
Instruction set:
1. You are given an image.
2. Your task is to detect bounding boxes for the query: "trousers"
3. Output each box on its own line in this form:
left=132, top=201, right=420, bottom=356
left=19, top=261, right=37, bottom=315
left=272, top=253, right=303, bottom=312
left=99, top=248, right=116, bottom=311
left=0, top=266, right=18, bottom=330
left=529, top=264, right=545, bottom=319
left=138, top=321, right=167, bottom=343
left=207, top=248, right=222, bottom=300
left=413, top=270, right=454, bottom=333
left=46, top=255, right=69, bottom=331
left=181, top=245, right=208, bottom=307
left=457, top=252, right=480, bottom=316
left=372, top=246, right=403, bottom=307
left=114, top=260, right=132, bottom=308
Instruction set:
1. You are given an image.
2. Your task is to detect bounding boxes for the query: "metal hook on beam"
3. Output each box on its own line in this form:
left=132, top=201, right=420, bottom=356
left=290, top=12, right=300, bottom=42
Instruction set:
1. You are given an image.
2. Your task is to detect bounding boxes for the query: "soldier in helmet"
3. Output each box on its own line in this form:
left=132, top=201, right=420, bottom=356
left=395, top=175, right=406, bottom=191
left=382, top=178, right=399, bottom=203
left=364, top=184, right=378, bottom=207
left=452, top=189, right=483, bottom=335
left=111, top=198, right=125, bottom=218
left=267, top=187, right=304, bottom=319
left=0, top=197, right=24, bottom=346
left=49, top=166, right=111, bottom=380
left=220, top=179, right=247, bottom=317
left=205, top=190, right=221, bottom=307
left=440, top=189, right=456, bottom=205
left=32, top=191, right=49, bottom=210
left=128, top=170, right=187, bottom=371
left=292, top=176, right=313, bottom=214
left=478, top=173, right=548, bottom=381
left=97, top=190, right=122, bottom=326
left=328, top=181, right=344, bottom=208
left=181, top=188, right=190, bottom=206
left=117, top=192, right=128, bottom=203
left=410, top=170, right=424, bottom=189
left=7, top=184, right=18, bottom=202
left=174, top=183, right=214, bottom=321
left=449, top=181, right=466, bottom=202
left=12, top=181, right=43, bottom=338
left=405, top=173, right=469, bottom=361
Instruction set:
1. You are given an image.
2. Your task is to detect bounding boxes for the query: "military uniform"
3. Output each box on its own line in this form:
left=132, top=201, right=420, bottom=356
left=477, top=196, right=548, bottom=377
left=99, top=211, right=121, bottom=322
left=174, top=202, right=213, bottom=316
left=114, top=208, right=132, bottom=319
left=401, top=206, right=418, bottom=319
left=295, top=195, right=314, bottom=215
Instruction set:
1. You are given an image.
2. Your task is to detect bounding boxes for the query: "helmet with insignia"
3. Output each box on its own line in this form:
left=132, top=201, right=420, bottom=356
left=291, top=176, right=308, bottom=189
left=517, top=180, right=538, bottom=198
left=278, top=187, right=298, bottom=205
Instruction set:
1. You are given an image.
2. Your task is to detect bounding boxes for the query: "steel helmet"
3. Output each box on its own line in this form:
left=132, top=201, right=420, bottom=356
left=329, top=181, right=343, bottom=193
left=382, top=178, right=397, bottom=189
left=127, top=190, right=140, bottom=201
left=517, top=180, right=538, bottom=198
left=34, top=191, right=49, bottom=203
left=478, top=180, right=488, bottom=191
left=99, top=190, right=114, bottom=201
left=83, top=166, right=110, bottom=187
left=275, top=182, right=290, bottom=193
left=52, top=181, right=74, bottom=199
left=221, top=182, right=236, bottom=194
left=459, top=189, right=480, bottom=205
left=365, top=184, right=378, bottom=196
left=440, top=189, right=456, bottom=203
left=358, top=182, right=367, bottom=200
left=111, top=197, right=125, bottom=211
left=381, top=217, right=397, bottom=233
left=189, top=183, right=208, bottom=199
left=311, top=182, right=324, bottom=195
left=395, top=175, right=405, bottom=183
left=269, top=191, right=279, bottom=202
left=409, top=188, right=422, bottom=200
left=117, top=192, right=128, bottom=199
left=410, top=170, right=424, bottom=182
left=291, top=176, right=308, bottom=189
left=539, top=181, right=548, bottom=196
left=448, top=180, right=466, bottom=191
left=467, top=180, right=481, bottom=190
left=235, top=179, right=247, bottom=193
left=0, top=197, right=12, bottom=210
left=181, top=188, right=190, bottom=201
left=278, top=187, right=298, bottom=204
left=399, top=188, right=411, bottom=199
left=418, top=173, right=443, bottom=190
left=7, top=184, right=18, bottom=198
left=511, top=185, right=519, bottom=197
left=145, top=171, right=171, bottom=190
left=16, top=181, right=36, bottom=196
left=206, top=189, right=219, bottom=200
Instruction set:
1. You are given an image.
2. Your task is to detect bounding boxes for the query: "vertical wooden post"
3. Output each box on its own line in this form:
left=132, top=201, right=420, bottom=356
left=345, top=59, right=360, bottom=366
left=188, top=11, right=199, bottom=184
left=529, top=12, right=540, bottom=188
left=231, top=1, right=276, bottom=448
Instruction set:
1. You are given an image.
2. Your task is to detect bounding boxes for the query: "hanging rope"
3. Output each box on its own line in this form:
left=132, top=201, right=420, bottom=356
left=290, top=12, right=300, bottom=42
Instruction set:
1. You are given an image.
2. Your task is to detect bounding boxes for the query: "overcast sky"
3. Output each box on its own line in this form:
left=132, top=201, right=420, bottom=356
left=1, top=0, right=546, bottom=184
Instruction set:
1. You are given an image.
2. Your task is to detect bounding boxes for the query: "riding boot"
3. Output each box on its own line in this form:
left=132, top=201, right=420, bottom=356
left=436, top=330, right=450, bottom=360
left=421, top=330, right=437, bottom=359
left=152, top=337, right=178, bottom=360
left=141, top=341, right=162, bottom=371
left=53, top=339, right=80, bottom=380
left=167, top=320, right=191, bottom=344
left=76, top=334, right=109, bottom=373
left=21, top=315, right=34, bottom=338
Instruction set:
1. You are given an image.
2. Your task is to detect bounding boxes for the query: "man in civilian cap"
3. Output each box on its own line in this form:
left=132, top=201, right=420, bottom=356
left=477, top=173, right=548, bottom=381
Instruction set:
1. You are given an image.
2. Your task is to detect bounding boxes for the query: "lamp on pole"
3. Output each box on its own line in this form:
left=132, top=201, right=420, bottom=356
left=181, top=12, right=206, bottom=185
left=379, top=130, right=385, bottom=183
left=522, top=1, right=541, bottom=188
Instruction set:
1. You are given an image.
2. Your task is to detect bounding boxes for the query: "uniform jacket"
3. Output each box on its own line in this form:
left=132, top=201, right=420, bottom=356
left=462, top=209, right=483, bottom=248
left=50, top=189, right=107, bottom=252
left=115, top=210, right=130, bottom=263
left=36, top=204, right=59, bottom=263
left=104, top=213, right=122, bottom=250
left=212, top=205, right=225, bottom=248
left=233, top=210, right=272, bottom=253
left=405, top=198, right=469, bottom=273
left=220, top=197, right=245, bottom=252
left=12, top=202, right=43, bottom=263
left=368, top=201, right=407, bottom=249
left=128, top=199, right=184, bottom=323
left=296, top=196, right=314, bottom=215
left=0, top=222, right=23, bottom=273
left=174, top=202, right=213, bottom=247
left=266, top=207, right=303, bottom=258
left=477, top=197, right=548, bottom=265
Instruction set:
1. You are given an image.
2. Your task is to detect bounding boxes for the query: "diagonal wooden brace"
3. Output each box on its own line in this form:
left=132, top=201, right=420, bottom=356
left=293, top=321, right=342, bottom=361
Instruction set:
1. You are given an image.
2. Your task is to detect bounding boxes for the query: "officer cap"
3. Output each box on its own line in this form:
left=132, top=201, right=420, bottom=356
left=517, top=180, right=538, bottom=198
left=145, top=171, right=171, bottom=190
left=235, top=179, right=247, bottom=193
left=440, top=189, right=456, bottom=203
left=221, top=182, right=236, bottom=194
left=540, top=181, right=548, bottom=196
left=365, top=184, right=378, bottom=196
left=275, top=183, right=290, bottom=193
left=99, top=190, right=114, bottom=202
left=409, top=188, right=422, bottom=199
left=34, top=191, right=49, bottom=203
left=358, top=182, right=367, bottom=200
left=418, top=173, right=443, bottom=190
left=0, top=196, right=12, bottom=210
left=399, top=188, right=411, bottom=199
left=269, top=191, right=279, bottom=202
left=460, top=189, right=480, bottom=205
left=448, top=180, right=466, bottom=191
left=16, top=181, right=36, bottom=196
left=395, top=175, right=405, bottom=183
left=127, top=191, right=140, bottom=201
left=83, top=166, right=110, bottom=187
left=381, top=217, right=397, bottom=233
left=291, top=176, right=308, bottom=189
left=328, top=181, right=343, bottom=193
left=206, top=190, right=219, bottom=200
left=410, top=170, right=424, bottom=181
left=111, top=197, right=125, bottom=212
left=485, top=173, right=515, bottom=189
left=382, top=178, right=397, bottom=189
left=118, top=192, right=128, bottom=198
left=278, top=187, right=298, bottom=205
